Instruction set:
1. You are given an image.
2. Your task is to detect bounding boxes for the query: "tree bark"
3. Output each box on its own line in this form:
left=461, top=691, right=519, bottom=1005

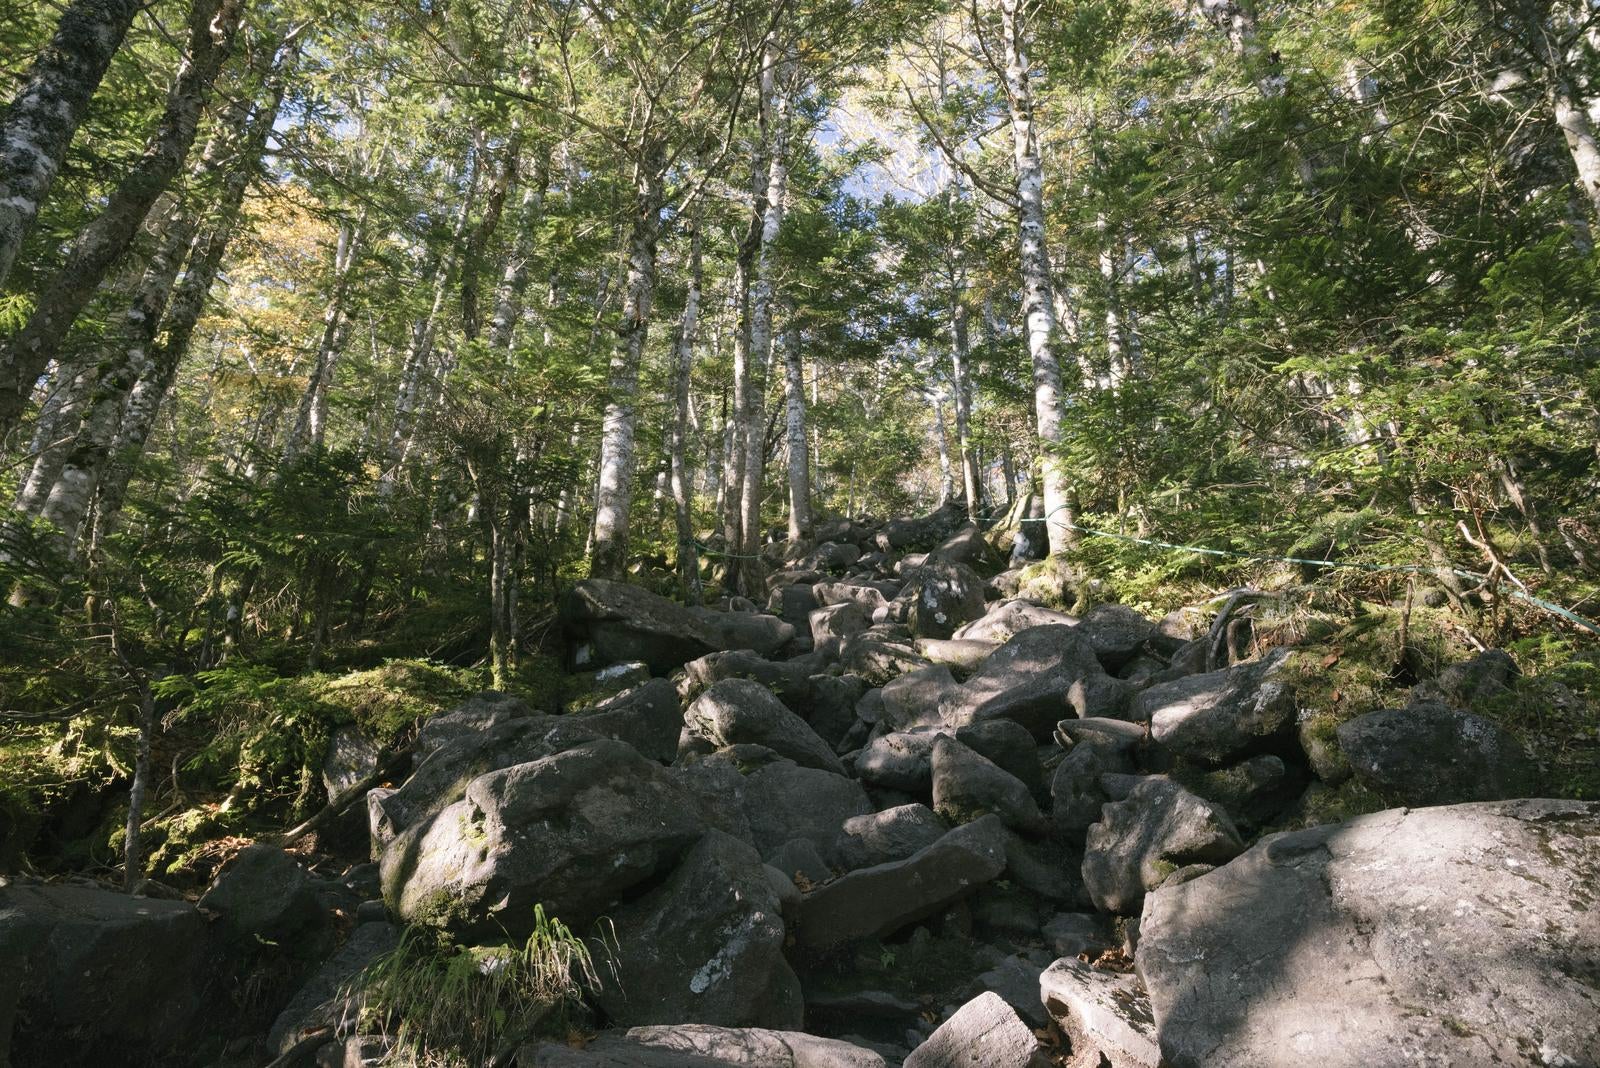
left=671, top=217, right=704, bottom=602
left=283, top=211, right=366, bottom=462
left=781, top=315, right=811, bottom=542
left=0, top=0, right=244, bottom=439
left=948, top=292, right=981, bottom=520
left=588, top=144, right=665, bottom=579
left=998, top=0, right=1073, bottom=554
left=91, top=60, right=292, bottom=546
left=0, top=0, right=144, bottom=290
left=736, top=42, right=794, bottom=593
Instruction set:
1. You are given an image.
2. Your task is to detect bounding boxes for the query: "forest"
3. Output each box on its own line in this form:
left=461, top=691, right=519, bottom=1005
left=1, top=0, right=1599, bottom=1066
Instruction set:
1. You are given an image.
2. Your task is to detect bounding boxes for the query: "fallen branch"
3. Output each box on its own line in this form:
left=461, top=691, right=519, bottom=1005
left=277, top=746, right=413, bottom=847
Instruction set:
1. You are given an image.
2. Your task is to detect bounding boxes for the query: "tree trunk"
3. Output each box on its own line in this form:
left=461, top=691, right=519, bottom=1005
left=14, top=355, right=95, bottom=514
left=91, top=60, right=292, bottom=545
left=122, top=676, right=154, bottom=891
left=671, top=217, right=704, bottom=603
left=933, top=391, right=953, bottom=505
left=998, top=0, right=1073, bottom=554
left=588, top=145, right=665, bottom=579
left=283, top=211, right=366, bottom=462
left=781, top=316, right=811, bottom=542
left=737, top=43, right=794, bottom=594
left=0, top=0, right=144, bottom=289
left=0, top=0, right=244, bottom=439
left=948, top=296, right=981, bottom=520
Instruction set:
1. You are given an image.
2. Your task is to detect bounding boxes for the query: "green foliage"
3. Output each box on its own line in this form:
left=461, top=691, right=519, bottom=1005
left=345, top=911, right=600, bottom=1066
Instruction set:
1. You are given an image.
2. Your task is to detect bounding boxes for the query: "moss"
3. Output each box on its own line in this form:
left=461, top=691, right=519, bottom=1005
left=1290, top=779, right=1388, bottom=829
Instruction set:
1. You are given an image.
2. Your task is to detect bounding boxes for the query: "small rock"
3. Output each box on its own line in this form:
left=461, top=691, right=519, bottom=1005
left=1039, top=957, right=1160, bottom=1068
left=903, top=991, right=1050, bottom=1068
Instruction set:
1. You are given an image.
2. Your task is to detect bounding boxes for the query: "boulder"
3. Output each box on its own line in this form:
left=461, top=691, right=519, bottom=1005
left=199, top=844, right=323, bottom=945
left=370, top=715, right=604, bottom=842
left=1172, top=753, right=1297, bottom=832
left=1075, top=603, right=1156, bottom=672
left=1042, top=912, right=1116, bottom=959
left=589, top=660, right=653, bottom=693
left=526, top=1025, right=888, bottom=1067
left=415, top=692, right=533, bottom=760
left=840, top=635, right=930, bottom=685
left=832, top=804, right=948, bottom=870
left=1335, top=700, right=1536, bottom=805
left=880, top=665, right=965, bottom=732
left=955, top=718, right=1041, bottom=792
left=1082, top=778, right=1243, bottom=914
left=562, top=578, right=793, bottom=673
left=380, top=739, right=707, bottom=937
left=0, top=884, right=213, bottom=1065
left=815, top=580, right=897, bottom=613
left=795, top=816, right=1008, bottom=952
left=322, top=725, right=381, bottom=799
left=928, top=523, right=1006, bottom=576
left=931, top=736, right=1044, bottom=833
left=1039, top=958, right=1160, bottom=1068
left=944, top=625, right=1130, bottom=738
left=798, top=542, right=864, bottom=573
left=1137, top=800, right=1600, bottom=1068
left=267, top=921, right=401, bottom=1056
left=1051, top=740, right=1136, bottom=835
left=854, top=730, right=940, bottom=793
left=572, top=677, right=683, bottom=763
left=1134, top=648, right=1296, bottom=765
left=807, top=674, right=869, bottom=750
left=903, top=992, right=1049, bottom=1068
left=953, top=600, right=1076, bottom=644
left=973, top=953, right=1050, bottom=1028
left=902, top=560, right=987, bottom=639
left=810, top=602, right=872, bottom=660
left=1409, top=648, right=1518, bottom=707
left=595, top=831, right=803, bottom=1029
left=914, top=638, right=997, bottom=676
left=741, top=761, right=872, bottom=858
left=768, top=838, right=834, bottom=886
left=680, top=652, right=816, bottom=713
left=876, top=500, right=968, bottom=551
left=684, top=679, right=846, bottom=775
left=768, top=583, right=822, bottom=630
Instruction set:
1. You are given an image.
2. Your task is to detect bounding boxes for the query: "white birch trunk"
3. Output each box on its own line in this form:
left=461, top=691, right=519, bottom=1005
left=0, top=0, right=143, bottom=289
left=671, top=218, right=704, bottom=601
left=999, top=0, right=1072, bottom=554
left=781, top=316, right=811, bottom=542
left=0, top=0, right=243, bottom=438
left=588, top=148, right=664, bottom=578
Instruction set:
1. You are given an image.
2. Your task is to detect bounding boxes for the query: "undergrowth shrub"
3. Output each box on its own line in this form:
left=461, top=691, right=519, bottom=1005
left=344, top=908, right=601, bottom=1066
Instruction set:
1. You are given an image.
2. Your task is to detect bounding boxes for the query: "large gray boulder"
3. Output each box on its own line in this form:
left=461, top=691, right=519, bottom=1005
left=1133, top=648, right=1296, bottom=765
left=370, top=715, right=604, bottom=845
left=1039, top=958, right=1160, bottom=1068
left=832, top=804, right=948, bottom=870
left=1051, top=739, right=1136, bottom=835
left=198, top=844, right=323, bottom=945
left=594, top=831, right=802, bottom=1029
left=1138, top=800, right=1600, bottom=1068
left=526, top=1025, right=887, bottom=1067
left=854, top=730, right=940, bottom=793
left=1082, top=778, right=1243, bottom=914
left=928, top=523, right=1006, bottom=575
left=902, top=559, right=987, bottom=639
left=953, top=600, right=1076, bottom=644
left=795, top=815, right=1008, bottom=952
left=679, top=651, right=816, bottom=713
left=876, top=500, right=967, bottom=551
left=414, top=692, right=533, bottom=760
left=562, top=578, right=794, bottom=673
left=684, top=679, right=846, bottom=775
left=810, top=602, right=871, bottom=660
left=930, top=735, right=1044, bottom=833
left=1409, top=648, right=1518, bottom=707
left=840, top=634, right=930, bottom=685
left=571, top=677, right=683, bottom=763
left=903, top=991, right=1049, bottom=1068
left=1, top=884, right=213, bottom=1065
left=741, top=760, right=872, bottom=858
left=943, top=625, right=1131, bottom=737
left=267, top=921, right=400, bottom=1056
left=880, top=665, right=965, bottom=732
left=1335, top=700, right=1536, bottom=805
left=1075, top=603, right=1156, bottom=672
left=380, top=739, right=707, bottom=937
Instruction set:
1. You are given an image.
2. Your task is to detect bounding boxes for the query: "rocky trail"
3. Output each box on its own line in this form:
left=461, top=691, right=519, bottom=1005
left=4, top=502, right=1597, bottom=1068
